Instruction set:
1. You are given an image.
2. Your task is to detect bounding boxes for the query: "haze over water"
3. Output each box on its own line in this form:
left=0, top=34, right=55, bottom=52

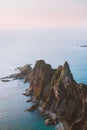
left=0, top=29, right=87, bottom=130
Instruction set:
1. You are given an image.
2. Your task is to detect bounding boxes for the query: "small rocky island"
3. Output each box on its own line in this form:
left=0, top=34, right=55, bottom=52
left=1, top=60, right=87, bottom=130
left=80, top=45, right=87, bottom=47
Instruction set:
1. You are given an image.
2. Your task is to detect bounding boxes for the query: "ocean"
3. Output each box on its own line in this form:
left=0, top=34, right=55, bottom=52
left=0, top=29, right=87, bottom=130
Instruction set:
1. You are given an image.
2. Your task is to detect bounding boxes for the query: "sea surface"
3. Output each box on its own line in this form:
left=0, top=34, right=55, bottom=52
left=0, top=29, right=87, bottom=130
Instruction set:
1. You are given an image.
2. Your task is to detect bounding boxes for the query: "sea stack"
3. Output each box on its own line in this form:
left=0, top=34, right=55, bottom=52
left=2, top=60, right=87, bottom=130
left=25, top=60, right=87, bottom=130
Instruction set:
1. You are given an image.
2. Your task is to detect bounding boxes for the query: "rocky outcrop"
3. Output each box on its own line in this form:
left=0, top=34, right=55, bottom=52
left=1, top=60, right=87, bottom=130
left=24, top=103, right=38, bottom=112
left=25, top=60, right=55, bottom=100
left=41, top=61, right=87, bottom=130
left=80, top=45, right=87, bottom=47
left=15, top=64, right=32, bottom=80
left=1, top=64, right=32, bottom=82
left=25, top=60, right=87, bottom=130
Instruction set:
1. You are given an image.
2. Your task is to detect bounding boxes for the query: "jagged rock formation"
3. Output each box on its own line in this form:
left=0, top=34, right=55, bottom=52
left=25, top=60, right=87, bottom=130
left=28, top=61, right=87, bottom=130
left=41, top=62, right=87, bottom=130
left=1, top=60, right=87, bottom=130
left=25, top=60, right=55, bottom=100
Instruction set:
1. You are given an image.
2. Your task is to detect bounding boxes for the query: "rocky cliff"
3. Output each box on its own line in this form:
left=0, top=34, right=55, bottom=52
left=2, top=60, right=87, bottom=130
left=23, top=60, right=87, bottom=130
left=25, top=60, right=55, bottom=101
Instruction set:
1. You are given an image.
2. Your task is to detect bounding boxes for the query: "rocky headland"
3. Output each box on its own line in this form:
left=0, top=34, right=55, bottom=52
left=1, top=60, right=87, bottom=130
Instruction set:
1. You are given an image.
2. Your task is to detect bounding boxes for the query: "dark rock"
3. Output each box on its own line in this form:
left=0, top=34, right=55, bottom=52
left=15, top=64, right=32, bottom=80
left=26, top=99, right=32, bottom=103
left=1, top=79, right=12, bottom=82
left=25, top=60, right=55, bottom=101
left=24, top=104, right=38, bottom=112
left=80, top=45, right=87, bottom=47
left=0, top=75, right=16, bottom=82
left=22, top=92, right=30, bottom=96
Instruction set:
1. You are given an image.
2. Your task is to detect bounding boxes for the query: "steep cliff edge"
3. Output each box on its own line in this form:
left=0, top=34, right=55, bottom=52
left=41, top=62, right=87, bottom=130
left=25, top=60, right=55, bottom=101
left=29, top=61, right=87, bottom=130
left=25, top=60, right=87, bottom=130
left=1, top=60, right=87, bottom=130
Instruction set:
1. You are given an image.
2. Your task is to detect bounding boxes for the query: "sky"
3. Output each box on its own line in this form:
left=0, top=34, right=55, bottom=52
left=0, top=0, right=87, bottom=30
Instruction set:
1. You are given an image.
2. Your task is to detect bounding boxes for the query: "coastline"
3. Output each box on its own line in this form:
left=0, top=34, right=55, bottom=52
left=1, top=59, right=87, bottom=130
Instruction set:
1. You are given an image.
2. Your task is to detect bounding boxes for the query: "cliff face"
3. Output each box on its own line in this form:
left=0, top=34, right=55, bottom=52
left=2, top=60, right=87, bottom=130
left=27, top=60, right=55, bottom=101
left=42, top=62, right=87, bottom=130
left=25, top=60, right=87, bottom=130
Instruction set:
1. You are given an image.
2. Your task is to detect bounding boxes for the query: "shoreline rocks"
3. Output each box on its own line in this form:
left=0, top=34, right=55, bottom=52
left=0, top=64, right=32, bottom=82
left=24, top=103, right=38, bottom=112
left=2, top=59, right=87, bottom=130
left=26, top=99, right=32, bottom=103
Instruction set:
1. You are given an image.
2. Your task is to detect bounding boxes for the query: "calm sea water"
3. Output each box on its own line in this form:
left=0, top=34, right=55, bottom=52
left=0, top=29, right=87, bottom=130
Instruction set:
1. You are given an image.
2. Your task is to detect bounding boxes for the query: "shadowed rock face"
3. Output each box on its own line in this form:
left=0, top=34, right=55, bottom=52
left=15, top=60, right=87, bottom=130
left=25, top=60, right=87, bottom=130
left=27, top=60, right=55, bottom=101
left=41, top=61, right=87, bottom=130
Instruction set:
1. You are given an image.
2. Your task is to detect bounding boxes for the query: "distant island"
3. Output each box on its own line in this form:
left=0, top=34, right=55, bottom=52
left=1, top=60, right=87, bottom=130
left=80, top=45, right=87, bottom=47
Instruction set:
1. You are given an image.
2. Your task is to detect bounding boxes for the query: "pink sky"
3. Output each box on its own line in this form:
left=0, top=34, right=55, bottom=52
left=0, top=0, right=87, bottom=30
